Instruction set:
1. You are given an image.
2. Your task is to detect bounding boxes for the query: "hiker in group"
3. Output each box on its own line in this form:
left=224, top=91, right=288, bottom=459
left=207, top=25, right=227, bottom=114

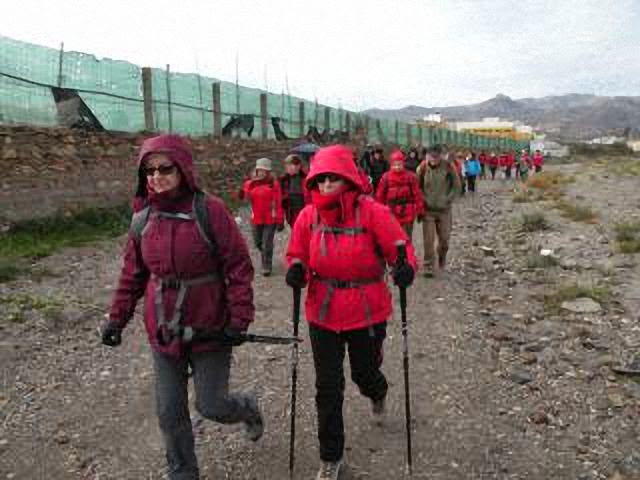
left=452, top=150, right=465, bottom=195
left=478, top=150, right=488, bottom=179
left=405, top=146, right=420, bottom=172
left=375, top=149, right=425, bottom=238
left=533, top=149, right=544, bottom=173
left=464, top=151, right=481, bottom=194
left=416, top=144, right=461, bottom=276
left=519, top=149, right=531, bottom=183
left=100, top=134, right=262, bottom=480
left=513, top=150, right=521, bottom=180
left=488, top=151, right=499, bottom=180
left=240, top=157, right=285, bottom=276
left=521, top=149, right=532, bottom=170
left=279, top=154, right=310, bottom=228
left=501, top=151, right=514, bottom=180
left=361, top=145, right=389, bottom=192
left=285, top=144, right=417, bottom=480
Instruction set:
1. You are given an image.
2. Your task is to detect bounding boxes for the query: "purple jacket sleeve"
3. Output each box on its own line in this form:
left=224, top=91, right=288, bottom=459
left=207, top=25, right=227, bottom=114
left=108, top=235, right=150, bottom=328
left=207, top=197, right=255, bottom=330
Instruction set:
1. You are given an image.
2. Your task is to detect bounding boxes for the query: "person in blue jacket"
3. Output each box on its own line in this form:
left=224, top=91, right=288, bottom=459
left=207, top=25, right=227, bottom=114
left=464, top=152, right=481, bottom=193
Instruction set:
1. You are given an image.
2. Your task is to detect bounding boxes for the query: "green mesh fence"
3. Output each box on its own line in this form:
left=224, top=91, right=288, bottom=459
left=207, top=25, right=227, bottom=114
left=0, top=35, right=520, bottom=151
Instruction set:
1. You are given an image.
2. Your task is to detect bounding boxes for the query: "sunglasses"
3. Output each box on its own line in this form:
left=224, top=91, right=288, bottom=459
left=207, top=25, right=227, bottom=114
left=144, top=164, right=177, bottom=176
left=315, top=173, right=343, bottom=184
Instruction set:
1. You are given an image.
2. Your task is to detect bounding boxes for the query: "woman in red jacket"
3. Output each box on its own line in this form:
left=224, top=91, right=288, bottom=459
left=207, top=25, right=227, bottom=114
left=533, top=149, right=544, bottom=173
left=101, top=134, right=262, bottom=480
left=376, top=149, right=425, bottom=238
left=241, top=157, right=285, bottom=276
left=285, top=145, right=417, bottom=480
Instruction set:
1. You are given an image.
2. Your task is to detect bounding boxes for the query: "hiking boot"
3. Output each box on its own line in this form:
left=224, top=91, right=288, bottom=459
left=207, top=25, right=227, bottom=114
left=243, top=395, right=264, bottom=442
left=316, top=459, right=344, bottom=480
left=438, top=254, right=447, bottom=271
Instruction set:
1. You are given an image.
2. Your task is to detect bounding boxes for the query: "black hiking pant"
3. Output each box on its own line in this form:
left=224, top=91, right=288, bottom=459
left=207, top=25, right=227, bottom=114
left=466, top=175, right=477, bottom=193
left=252, top=223, right=276, bottom=273
left=505, top=168, right=512, bottom=179
left=310, top=322, right=388, bottom=462
left=490, top=166, right=497, bottom=179
left=152, top=349, right=259, bottom=480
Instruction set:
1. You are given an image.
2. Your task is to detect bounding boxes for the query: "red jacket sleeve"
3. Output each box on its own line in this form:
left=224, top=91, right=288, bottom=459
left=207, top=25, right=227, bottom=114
left=206, top=196, right=255, bottom=330
left=368, top=201, right=418, bottom=271
left=273, top=180, right=285, bottom=225
left=109, top=235, right=150, bottom=328
left=375, top=173, right=388, bottom=204
left=286, top=206, right=313, bottom=267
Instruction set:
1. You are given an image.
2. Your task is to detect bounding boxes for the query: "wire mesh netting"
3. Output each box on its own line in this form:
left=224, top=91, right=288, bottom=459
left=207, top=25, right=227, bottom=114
left=0, top=35, right=527, bottom=151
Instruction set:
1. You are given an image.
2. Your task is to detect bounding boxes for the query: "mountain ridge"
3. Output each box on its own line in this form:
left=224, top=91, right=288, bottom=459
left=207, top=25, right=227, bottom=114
left=363, top=93, right=640, bottom=141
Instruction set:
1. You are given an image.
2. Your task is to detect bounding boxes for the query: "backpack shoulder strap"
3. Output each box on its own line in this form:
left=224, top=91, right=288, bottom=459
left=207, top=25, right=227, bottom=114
left=193, top=190, right=218, bottom=256
left=130, top=205, right=151, bottom=242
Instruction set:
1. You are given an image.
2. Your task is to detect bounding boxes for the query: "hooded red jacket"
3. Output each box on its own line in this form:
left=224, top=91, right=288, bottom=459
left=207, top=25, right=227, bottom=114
left=109, top=134, right=255, bottom=358
left=375, top=169, right=425, bottom=225
left=241, top=174, right=284, bottom=225
left=287, top=145, right=417, bottom=333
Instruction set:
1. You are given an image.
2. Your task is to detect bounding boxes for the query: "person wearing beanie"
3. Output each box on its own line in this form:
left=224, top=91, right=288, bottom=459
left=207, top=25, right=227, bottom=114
left=360, top=145, right=389, bottom=192
left=279, top=154, right=310, bottom=228
left=375, top=149, right=425, bottom=239
left=240, top=157, right=284, bottom=276
left=416, top=144, right=461, bottom=276
left=405, top=146, right=420, bottom=172
left=101, top=134, right=262, bottom=480
left=285, top=144, right=417, bottom=480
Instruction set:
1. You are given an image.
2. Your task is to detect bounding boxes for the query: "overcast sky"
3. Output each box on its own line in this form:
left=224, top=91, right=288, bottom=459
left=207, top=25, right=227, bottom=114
left=4, top=0, right=639, bottom=111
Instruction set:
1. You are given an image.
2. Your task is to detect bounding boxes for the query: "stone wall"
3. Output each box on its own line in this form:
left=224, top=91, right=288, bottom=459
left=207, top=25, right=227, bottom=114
left=0, top=126, right=305, bottom=224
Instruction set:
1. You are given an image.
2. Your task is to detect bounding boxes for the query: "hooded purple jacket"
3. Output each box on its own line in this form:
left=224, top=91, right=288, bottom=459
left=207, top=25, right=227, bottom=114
left=109, top=134, right=255, bottom=358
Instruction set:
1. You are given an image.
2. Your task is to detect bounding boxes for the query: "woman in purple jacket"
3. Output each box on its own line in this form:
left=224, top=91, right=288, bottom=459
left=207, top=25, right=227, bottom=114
left=101, top=134, right=262, bottom=479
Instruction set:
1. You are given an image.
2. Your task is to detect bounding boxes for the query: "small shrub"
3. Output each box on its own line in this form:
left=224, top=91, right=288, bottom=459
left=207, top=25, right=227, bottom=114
left=513, top=190, right=534, bottom=203
left=526, top=254, right=559, bottom=269
left=555, top=200, right=598, bottom=223
left=0, top=204, right=130, bottom=259
left=520, top=211, right=549, bottom=232
left=527, top=171, right=574, bottom=191
left=0, top=258, right=22, bottom=283
left=544, top=282, right=612, bottom=312
left=0, top=294, right=64, bottom=324
left=615, top=222, right=640, bottom=253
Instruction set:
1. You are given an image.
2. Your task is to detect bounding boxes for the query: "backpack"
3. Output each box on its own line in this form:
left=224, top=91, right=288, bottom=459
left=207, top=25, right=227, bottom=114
left=129, top=190, right=218, bottom=255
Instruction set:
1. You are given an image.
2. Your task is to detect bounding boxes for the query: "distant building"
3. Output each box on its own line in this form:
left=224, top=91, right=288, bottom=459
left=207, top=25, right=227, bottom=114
left=449, top=117, right=534, bottom=142
left=627, top=140, right=640, bottom=152
left=586, top=136, right=626, bottom=145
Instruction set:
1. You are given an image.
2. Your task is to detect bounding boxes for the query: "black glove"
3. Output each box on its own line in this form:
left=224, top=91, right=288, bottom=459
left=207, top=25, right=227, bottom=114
left=223, top=326, right=246, bottom=346
left=286, top=263, right=307, bottom=289
left=276, top=223, right=285, bottom=232
left=101, top=322, right=122, bottom=347
left=392, top=262, right=415, bottom=288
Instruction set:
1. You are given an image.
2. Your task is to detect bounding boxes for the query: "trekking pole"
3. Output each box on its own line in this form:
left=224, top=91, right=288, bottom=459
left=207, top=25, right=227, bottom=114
left=396, top=243, right=413, bottom=476
left=288, top=286, right=302, bottom=478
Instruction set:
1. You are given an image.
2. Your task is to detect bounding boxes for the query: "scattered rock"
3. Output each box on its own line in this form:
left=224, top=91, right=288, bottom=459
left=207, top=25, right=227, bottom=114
left=561, top=298, right=602, bottom=314
left=479, top=246, right=495, bottom=257
left=560, top=258, right=578, bottom=270
left=510, top=370, right=534, bottom=385
left=529, top=408, right=550, bottom=425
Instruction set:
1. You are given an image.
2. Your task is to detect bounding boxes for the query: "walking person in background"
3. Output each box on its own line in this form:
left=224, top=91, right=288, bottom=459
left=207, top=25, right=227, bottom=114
left=361, top=145, right=389, bottom=192
left=464, top=151, right=481, bottom=194
left=279, top=154, right=309, bottom=229
left=405, top=146, right=420, bottom=173
left=416, top=144, right=461, bottom=276
left=500, top=151, right=513, bottom=180
left=488, top=151, right=499, bottom=180
left=285, top=145, right=417, bottom=480
left=478, top=150, right=488, bottom=180
left=240, top=157, right=284, bottom=276
left=533, top=149, right=544, bottom=173
left=101, top=134, right=262, bottom=480
left=376, top=149, right=425, bottom=239
left=519, top=150, right=530, bottom=183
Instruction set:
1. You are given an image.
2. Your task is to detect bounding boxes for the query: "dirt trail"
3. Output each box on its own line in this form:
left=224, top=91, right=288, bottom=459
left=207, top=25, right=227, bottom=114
left=1, top=161, right=639, bottom=479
